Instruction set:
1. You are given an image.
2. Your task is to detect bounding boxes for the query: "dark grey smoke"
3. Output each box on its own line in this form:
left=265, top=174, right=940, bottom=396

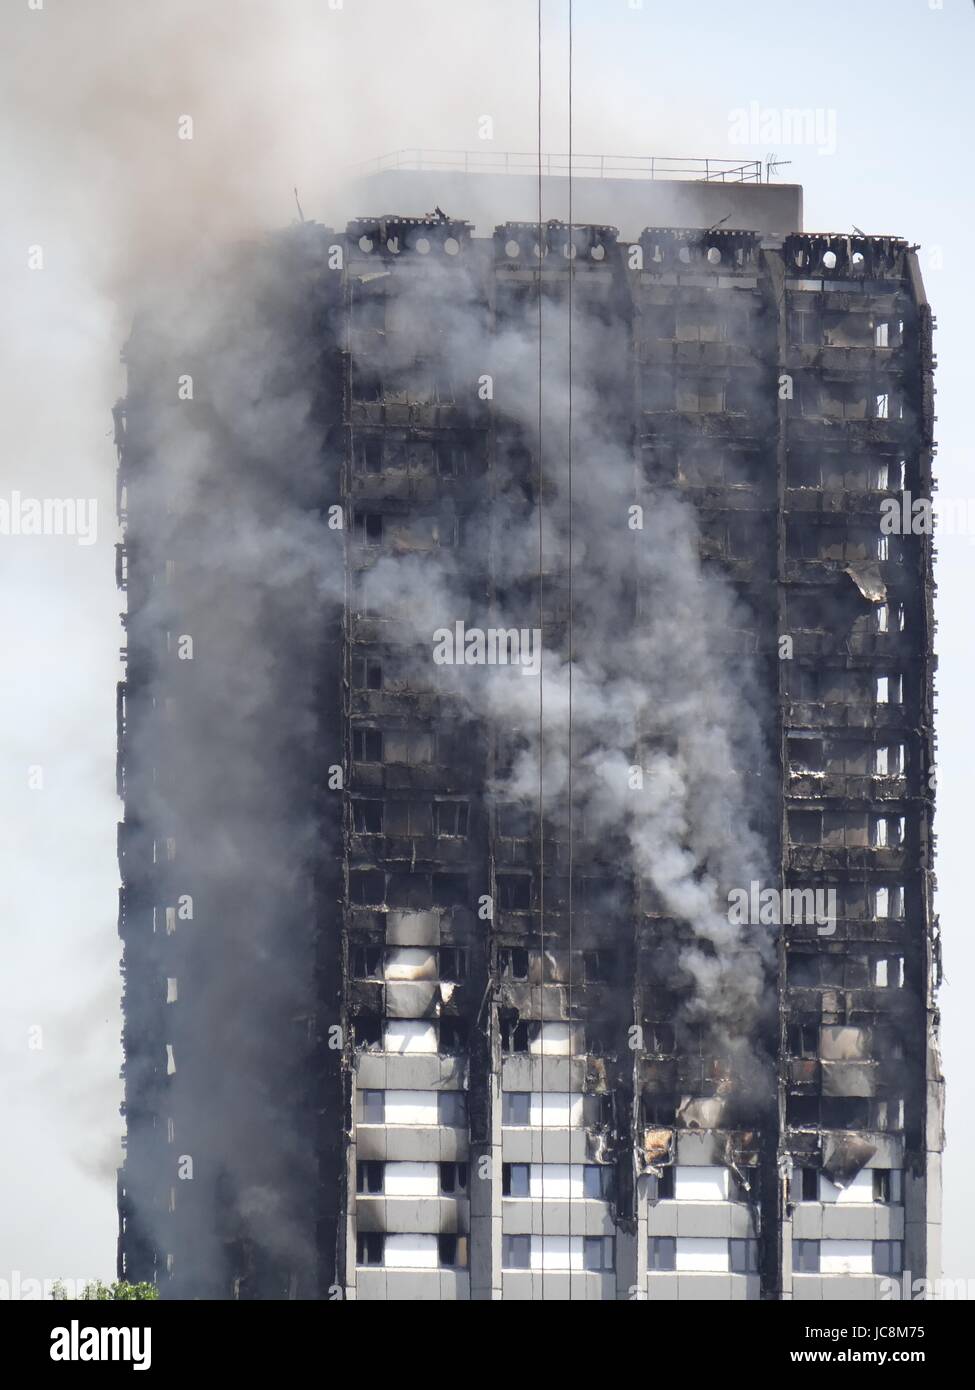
left=122, top=222, right=776, bottom=1291
left=120, top=235, right=346, bottom=1293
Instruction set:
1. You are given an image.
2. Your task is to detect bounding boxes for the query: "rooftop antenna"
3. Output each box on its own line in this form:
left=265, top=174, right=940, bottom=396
left=294, top=187, right=305, bottom=224
left=765, top=154, right=792, bottom=182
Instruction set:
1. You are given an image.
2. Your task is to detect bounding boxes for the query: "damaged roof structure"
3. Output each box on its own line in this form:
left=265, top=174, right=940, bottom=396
left=114, top=178, right=940, bottom=1299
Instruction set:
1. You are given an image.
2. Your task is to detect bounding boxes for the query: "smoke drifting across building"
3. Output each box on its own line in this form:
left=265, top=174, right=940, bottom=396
left=115, top=164, right=941, bottom=1300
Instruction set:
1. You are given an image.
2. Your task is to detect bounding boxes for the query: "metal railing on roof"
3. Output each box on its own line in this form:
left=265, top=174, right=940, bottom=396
left=353, top=149, right=763, bottom=184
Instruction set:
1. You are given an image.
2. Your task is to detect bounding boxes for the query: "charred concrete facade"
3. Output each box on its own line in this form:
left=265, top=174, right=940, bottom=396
left=116, top=204, right=940, bottom=1300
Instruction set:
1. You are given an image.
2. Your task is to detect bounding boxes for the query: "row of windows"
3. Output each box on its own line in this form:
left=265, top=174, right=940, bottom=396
left=351, top=654, right=501, bottom=694
left=350, top=727, right=475, bottom=766
left=358, top=1089, right=467, bottom=1127
left=643, top=446, right=908, bottom=494
left=503, top=1093, right=578, bottom=1127
left=344, top=771, right=535, bottom=852
left=351, top=799, right=470, bottom=837
left=641, top=1093, right=905, bottom=1133
left=642, top=374, right=905, bottom=423
left=788, top=951, right=905, bottom=989
left=788, top=809, right=907, bottom=848
left=346, top=787, right=608, bottom=855
left=792, top=1168, right=903, bottom=1205
left=352, top=511, right=459, bottom=548
left=666, top=449, right=767, bottom=489
left=500, top=1093, right=609, bottom=1128
left=353, top=522, right=917, bottom=581
left=501, top=1163, right=615, bottom=1201
left=350, top=945, right=468, bottom=981
left=788, top=1022, right=903, bottom=1061
left=788, top=737, right=905, bottom=777
left=795, top=384, right=905, bottom=423
left=356, top=1089, right=606, bottom=1129
left=353, top=438, right=471, bottom=478
left=498, top=947, right=613, bottom=982
left=361, top=1004, right=902, bottom=1064
left=356, top=1232, right=467, bottom=1269
left=786, top=525, right=908, bottom=564
left=646, top=1166, right=741, bottom=1203
left=786, top=670, right=904, bottom=704
left=788, top=455, right=905, bottom=491
left=500, top=1020, right=612, bottom=1057
left=641, top=371, right=762, bottom=416
left=697, top=522, right=919, bottom=569
left=360, top=1005, right=904, bottom=1064
left=351, top=945, right=615, bottom=985
left=793, top=1239, right=903, bottom=1277
left=360, top=1015, right=610, bottom=1058
left=355, top=1016, right=469, bottom=1053
left=353, top=725, right=908, bottom=785
left=648, top=1237, right=759, bottom=1274
left=349, top=869, right=605, bottom=911
left=350, top=365, right=463, bottom=408
left=640, top=305, right=757, bottom=343
left=373, top=661, right=900, bottom=712
left=349, top=870, right=470, bottom=909
left=835, top=884, right=905, bottom=921
left=359, top=1149, right=895, bottom=1208
left=787, top=1096, right=904, bottom=1131
left=788, top=312, right=902, bottom=351
left=356, top=1160, right=468, bottom=1196
left=697, top=517, right=772, bottom=563
left=352, top=728, right=413, bottom=763
left=349, top=876, right=897, bottom=934
left=356, top=1088, right=907, bottom=1162
left=719, top=883, right=906, bottom=926
left=502, top=1235, right=616, bottom=1272
left=352, top=800, right=909, bottom=849
left=350, top=866, right=908, bottom=922
left=365, top=1156, right=901, bottom=1206
left=640, top=307, right=901, bottom=353
left=786, top=600, right=904, bottom=636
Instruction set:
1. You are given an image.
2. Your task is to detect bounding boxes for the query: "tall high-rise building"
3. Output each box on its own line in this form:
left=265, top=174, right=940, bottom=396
left=115, top=164, right=940, bottom=1300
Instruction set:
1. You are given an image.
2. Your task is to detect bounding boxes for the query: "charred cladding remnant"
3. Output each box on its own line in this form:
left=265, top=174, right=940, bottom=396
left=114, top=211, right=940, bottom=1301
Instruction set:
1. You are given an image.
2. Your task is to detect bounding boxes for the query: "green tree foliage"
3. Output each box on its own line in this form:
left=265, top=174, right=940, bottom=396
left=50, top=1279, right=158, bottom=1301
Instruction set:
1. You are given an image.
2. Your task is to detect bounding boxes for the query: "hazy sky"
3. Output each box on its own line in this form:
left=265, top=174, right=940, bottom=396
left=1, top=0, right=971, bottom=1288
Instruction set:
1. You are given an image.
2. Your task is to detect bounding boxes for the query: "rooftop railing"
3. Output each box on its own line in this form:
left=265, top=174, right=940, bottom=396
left=352, top=149, right=764, bottom=183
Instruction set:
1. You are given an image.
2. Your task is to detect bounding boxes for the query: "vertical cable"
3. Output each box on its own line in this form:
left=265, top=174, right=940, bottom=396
left=536, top=0, right=546, bottom=1300
left=565, top=0, right=575, bottom=1296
